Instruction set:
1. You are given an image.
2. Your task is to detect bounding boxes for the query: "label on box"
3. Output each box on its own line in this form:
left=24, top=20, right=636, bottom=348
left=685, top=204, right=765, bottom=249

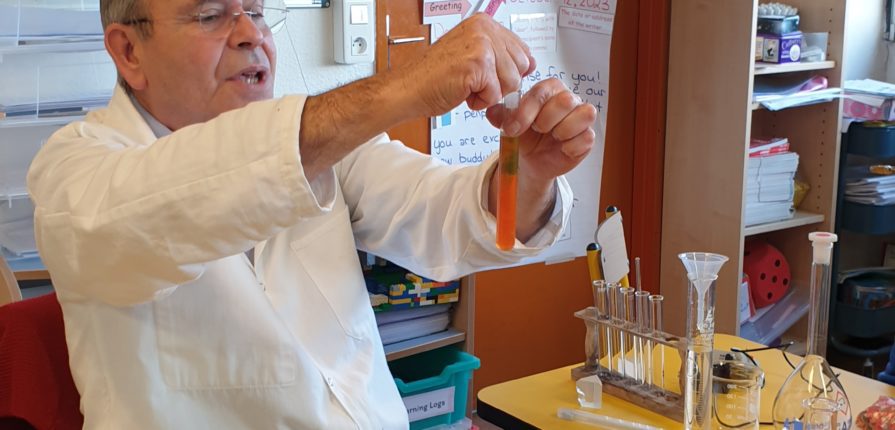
left=761, top=34, right=801, bottom=63
left=403, top=386, right=455, bottom=422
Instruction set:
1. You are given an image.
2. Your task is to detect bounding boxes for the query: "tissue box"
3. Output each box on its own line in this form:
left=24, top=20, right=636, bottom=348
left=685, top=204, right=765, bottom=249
left=760, top=32, right=802, bottom=64
left=757, top=15, right=800, bottom=35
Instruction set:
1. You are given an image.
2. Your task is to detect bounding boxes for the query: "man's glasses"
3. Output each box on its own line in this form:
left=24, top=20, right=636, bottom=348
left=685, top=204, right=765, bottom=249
left=124, top=0, right=289, bottom=35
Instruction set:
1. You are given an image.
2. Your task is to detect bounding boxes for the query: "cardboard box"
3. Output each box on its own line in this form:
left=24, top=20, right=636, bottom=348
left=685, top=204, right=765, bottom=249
left=760, top=32, right=802, bottom=64
left=755, top=35, right=764, bottom=61
left=757, top=15, right=800, bottom=35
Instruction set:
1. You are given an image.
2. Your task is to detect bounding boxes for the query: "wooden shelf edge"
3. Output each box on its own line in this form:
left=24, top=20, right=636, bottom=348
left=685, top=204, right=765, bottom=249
left=753, top=60, right=836, bottom=76
left=384, top=328, right=466, bottom=361
left=743, top=211, right=825, bottom=236
left=14, top=269, right=50, bottom=282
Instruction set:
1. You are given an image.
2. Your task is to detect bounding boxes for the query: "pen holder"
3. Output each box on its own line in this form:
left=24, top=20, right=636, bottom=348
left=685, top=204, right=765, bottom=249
left=571, top=307, right=687, bottom=423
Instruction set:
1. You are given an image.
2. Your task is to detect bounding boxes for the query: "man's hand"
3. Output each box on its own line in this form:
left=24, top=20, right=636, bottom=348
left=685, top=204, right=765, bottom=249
left=396, top=13, right=536, bottom=117
left=485, top=78, right=598, bottom=243
left=299, top=13, right=534, bottom=181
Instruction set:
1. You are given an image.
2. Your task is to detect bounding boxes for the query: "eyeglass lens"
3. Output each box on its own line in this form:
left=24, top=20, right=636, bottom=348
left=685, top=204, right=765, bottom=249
left=197, top=0, right=287, bottom=34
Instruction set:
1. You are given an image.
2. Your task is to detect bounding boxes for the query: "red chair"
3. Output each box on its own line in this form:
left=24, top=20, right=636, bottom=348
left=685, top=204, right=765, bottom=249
left=0, top=292, right=84, bottom=430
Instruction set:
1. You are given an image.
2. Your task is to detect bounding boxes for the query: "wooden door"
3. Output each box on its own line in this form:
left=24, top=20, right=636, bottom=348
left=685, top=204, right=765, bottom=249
left=374, top=1, right=430, bottom=153
left=374, top=0, right=669, bottom=403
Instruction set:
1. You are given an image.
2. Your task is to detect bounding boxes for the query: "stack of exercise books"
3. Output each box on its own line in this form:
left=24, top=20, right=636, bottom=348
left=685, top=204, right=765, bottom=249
left=745, top=138, right=798, bottom=226
left=844, top=166, right=895, bottom=206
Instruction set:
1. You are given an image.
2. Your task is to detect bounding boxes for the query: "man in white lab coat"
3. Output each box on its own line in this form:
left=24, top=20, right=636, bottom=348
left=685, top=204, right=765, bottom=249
left=26, top=0, right=596, bottom=428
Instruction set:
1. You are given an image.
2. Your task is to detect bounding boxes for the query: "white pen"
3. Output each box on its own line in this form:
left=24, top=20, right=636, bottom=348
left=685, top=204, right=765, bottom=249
left=557, top=408, right=664, bottom=430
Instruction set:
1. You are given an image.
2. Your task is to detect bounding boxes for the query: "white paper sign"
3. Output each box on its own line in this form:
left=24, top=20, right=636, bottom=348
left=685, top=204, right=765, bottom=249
left=430, top=0, right=616, bottom=264
left=402, top=386, right=455, bottom=422
left=510, top=13, right=558, bottom=53
left=558, top=6, right=614, bottom=35
left=596, top=212, right=629, bottom=284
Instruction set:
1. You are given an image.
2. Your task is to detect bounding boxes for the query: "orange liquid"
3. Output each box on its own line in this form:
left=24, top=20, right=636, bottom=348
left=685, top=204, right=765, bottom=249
left=496, top=135, right=519, bottom=250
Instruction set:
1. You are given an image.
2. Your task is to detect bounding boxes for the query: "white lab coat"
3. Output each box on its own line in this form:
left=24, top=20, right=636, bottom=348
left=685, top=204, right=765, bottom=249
left=26, top=86, right=572, bottom=429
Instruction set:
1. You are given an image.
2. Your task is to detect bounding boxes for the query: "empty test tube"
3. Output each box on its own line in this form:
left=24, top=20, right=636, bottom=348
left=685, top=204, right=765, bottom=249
left=597, top=282, right=614, bottom=373
left=624, top=287, right=637, bottom=379
left=586, top=281, right=604, bottom=369
left=635, top=291, right=651, bottom=385
left=649, top=294, right=665, bottom=389
left=607, top=283, right=620, bottom=373
left=619, top=287, right=635, bottom=379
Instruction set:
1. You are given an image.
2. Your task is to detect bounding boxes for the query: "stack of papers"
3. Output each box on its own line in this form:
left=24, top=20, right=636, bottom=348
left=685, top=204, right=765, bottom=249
left=753, top=75, right=842, bottom=111
left=844, top=166, right=895, bottom=206
left=745, top=151, right=799, bottom=226
left=374, top=304, right=452, bottom=346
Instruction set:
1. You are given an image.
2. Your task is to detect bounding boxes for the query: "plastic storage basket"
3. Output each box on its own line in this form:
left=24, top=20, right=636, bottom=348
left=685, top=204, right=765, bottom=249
left=389, top=347, right=480, bottom=430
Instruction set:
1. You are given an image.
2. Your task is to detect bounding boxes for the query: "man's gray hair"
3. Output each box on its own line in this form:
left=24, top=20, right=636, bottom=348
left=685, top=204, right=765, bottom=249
left=100, top=0, right=152, bottom=93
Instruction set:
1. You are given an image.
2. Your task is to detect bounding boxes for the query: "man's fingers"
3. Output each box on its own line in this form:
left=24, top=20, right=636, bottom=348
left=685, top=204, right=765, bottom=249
left=531, top=91, right=582, bottom=136
left=550, top=103, right=598, bottom=141
left=502, top=78, right=566, bottom=136
left=560, top=128, right=596, bottom=160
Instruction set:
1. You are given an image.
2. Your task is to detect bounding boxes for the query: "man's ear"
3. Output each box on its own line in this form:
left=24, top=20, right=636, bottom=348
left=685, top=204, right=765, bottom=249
left=104, top=24, right=148, bottom=91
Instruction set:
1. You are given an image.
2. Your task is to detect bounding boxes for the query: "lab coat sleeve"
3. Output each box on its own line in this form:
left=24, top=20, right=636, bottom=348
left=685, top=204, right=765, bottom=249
left=27, top=95, right=333, bottom=306
left=336, top=134, right=573, bottom=281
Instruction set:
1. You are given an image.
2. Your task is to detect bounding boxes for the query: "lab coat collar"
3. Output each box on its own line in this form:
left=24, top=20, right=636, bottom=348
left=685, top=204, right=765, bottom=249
left=93, top=85, right=159, bottom=146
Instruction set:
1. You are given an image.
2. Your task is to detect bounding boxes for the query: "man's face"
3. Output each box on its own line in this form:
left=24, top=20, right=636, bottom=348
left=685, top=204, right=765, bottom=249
left=135, top=0, right=277, bottom=130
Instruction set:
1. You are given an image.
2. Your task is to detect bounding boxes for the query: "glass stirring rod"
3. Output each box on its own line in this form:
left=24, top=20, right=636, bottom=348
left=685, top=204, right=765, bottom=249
left=496, top=90, right=522, bottom=251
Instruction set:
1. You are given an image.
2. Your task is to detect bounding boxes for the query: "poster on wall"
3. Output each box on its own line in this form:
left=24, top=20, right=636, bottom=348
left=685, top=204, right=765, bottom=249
left=426, top=0, right=614, bottom=265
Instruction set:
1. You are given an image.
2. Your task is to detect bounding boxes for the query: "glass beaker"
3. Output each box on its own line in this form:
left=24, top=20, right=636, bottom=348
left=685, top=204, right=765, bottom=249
left=803, top=398, right=840, bottom=430
left=712, top=360, right=763, bottom=430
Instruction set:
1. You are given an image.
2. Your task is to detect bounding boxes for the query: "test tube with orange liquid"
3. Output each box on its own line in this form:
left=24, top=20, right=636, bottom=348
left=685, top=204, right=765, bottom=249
left=496, top=90, right=521, bottom=251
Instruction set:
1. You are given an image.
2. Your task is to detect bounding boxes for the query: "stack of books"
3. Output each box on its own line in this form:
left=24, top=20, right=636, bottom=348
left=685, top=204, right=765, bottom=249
left=745, top=138, right=798, bottom=226
left=844, top=166, right=895, bottom=206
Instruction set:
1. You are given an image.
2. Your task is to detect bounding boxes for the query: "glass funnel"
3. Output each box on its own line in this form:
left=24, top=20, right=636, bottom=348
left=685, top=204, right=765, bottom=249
left=679, top=252, right=728, bottom=430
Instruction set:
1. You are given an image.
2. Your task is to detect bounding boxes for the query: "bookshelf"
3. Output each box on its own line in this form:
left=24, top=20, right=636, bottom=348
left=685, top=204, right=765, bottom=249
left=661, top=0, right=846, bottom=338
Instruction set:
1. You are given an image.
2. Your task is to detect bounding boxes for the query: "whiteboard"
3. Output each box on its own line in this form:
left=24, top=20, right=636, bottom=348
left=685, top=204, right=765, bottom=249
left=428, top=0, right=615, bottom=264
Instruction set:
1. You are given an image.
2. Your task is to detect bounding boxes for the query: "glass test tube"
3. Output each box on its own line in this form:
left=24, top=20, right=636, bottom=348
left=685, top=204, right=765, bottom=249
left=598, top=282, right=614, bottom=373
left=607, top=283, right=620, bottom=373
left=586, top=281, right=604, bottom=369
left=635, top=291, right=651, bottom=385
left=619, top=287, right=635, bottom=379
left=624, top=287, right=637, bottom=379
left=495, top=90, right=522, bottom=251
left=649, top=294, right=665, bottom=389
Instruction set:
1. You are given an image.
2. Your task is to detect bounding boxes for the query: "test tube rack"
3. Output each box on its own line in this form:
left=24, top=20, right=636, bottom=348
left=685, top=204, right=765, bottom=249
left=571, top=307, right=687, bottom=423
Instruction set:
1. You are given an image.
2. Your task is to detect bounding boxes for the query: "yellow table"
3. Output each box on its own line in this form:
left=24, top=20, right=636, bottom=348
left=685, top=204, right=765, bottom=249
left=477, top=334, right=895, bottom=429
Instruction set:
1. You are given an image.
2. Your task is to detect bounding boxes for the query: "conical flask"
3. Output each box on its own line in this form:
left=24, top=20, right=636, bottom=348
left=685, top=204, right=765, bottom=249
left=772, top=356, right=850, bottom=429
left=679, top=252, right=728, bottom=430
left=772, top=232, right=852, bottom=430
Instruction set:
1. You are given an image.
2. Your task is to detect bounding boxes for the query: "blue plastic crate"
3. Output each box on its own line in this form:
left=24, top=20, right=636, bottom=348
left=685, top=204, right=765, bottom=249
left=389, top=347, right=480, bottom=429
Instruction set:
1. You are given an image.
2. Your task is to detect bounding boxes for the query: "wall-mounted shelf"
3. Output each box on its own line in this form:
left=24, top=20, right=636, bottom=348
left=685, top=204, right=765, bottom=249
left=0, top=114, right=86, bottom=128
left=744, top=210, right=825, bottom=236
left=0, top=39, right=105, bottom=57
left=753, top=60, right=836, bottom=76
